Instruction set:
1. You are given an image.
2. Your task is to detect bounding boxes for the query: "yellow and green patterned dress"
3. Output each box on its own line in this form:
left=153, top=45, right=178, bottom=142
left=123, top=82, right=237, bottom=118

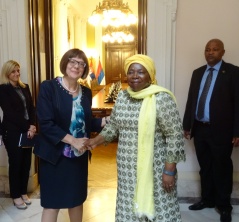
left=100, top=90, right=186, bottom=222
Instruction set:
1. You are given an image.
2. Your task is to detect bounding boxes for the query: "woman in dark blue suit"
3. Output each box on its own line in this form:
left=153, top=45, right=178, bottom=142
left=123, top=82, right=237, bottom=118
left=34, top=49, right=108, bottom=222
left=0, top=60, right=36, bottom=209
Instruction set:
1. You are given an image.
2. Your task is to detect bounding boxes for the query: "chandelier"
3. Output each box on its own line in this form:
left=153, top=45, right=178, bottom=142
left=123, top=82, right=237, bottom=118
left=102, top=27, right=134, bottom=43
left=88, top=0, right=137, bottom=43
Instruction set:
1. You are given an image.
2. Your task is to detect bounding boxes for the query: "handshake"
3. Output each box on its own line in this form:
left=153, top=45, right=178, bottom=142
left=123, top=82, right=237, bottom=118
left=70, top=135, right=104, bottom=154
left=76, top=138, right=95, bottom=154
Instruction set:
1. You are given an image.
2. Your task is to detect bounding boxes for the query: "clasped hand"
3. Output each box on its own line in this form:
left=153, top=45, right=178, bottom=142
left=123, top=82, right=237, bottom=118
left=73, top=138, right=96, bottom=153
left=27, top=125, right=37, bottom=139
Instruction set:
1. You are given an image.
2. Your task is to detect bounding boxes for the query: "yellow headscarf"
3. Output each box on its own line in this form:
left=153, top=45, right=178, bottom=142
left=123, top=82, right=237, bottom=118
left=124, top=54, right=157, bottom=85
left=124, top=54, right=176, bottom=220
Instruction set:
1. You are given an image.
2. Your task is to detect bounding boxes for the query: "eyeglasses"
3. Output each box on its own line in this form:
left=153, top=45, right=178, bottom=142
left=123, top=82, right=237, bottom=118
left=127, top=70, right=147, bottom=76
left=68, top=58, right=86, bottom=68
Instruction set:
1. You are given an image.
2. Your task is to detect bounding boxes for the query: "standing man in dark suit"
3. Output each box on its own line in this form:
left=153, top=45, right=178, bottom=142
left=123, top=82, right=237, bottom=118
left=183, top=39, right=239, bottom=222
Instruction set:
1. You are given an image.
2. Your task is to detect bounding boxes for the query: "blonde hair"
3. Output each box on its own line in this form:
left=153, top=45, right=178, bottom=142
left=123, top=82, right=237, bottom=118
left=0, top=60, right=26, bottom=88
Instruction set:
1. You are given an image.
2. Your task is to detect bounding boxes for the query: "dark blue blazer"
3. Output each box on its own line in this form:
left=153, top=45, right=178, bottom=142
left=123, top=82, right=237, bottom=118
left=34, top=78, right=102, bottom=165
left=183, top=61, right=239, bottom=144
left=0, top=83, right=36, bottom=133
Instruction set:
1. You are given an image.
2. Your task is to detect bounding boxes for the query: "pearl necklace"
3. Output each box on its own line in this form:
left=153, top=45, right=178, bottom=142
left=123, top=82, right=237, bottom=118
left=62, top=77, right=78, bottom=94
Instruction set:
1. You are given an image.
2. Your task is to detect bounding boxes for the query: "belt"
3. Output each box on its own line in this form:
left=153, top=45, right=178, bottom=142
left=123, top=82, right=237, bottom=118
left=195, top=119, right=211, bottom=126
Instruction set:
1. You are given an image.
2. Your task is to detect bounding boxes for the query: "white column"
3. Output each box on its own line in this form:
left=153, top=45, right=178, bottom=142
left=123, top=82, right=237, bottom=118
left=147, top=0, right=177, bottom=92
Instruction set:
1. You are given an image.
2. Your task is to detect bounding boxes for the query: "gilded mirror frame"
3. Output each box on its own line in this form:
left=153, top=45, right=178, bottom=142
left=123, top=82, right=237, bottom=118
left=138, top=0, right=147, bottom=54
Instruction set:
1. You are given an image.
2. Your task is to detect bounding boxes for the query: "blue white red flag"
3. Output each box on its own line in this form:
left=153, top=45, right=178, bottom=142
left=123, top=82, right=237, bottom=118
left=96, top=59, right=105, bottom=85
left=89, top=59, right=96, bottom=79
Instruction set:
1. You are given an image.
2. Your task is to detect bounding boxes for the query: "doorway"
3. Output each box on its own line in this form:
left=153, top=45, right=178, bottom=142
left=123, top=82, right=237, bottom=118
left=28, top=0, right=147, bottom=187
left=28, top=0, right=147, bottom=88
left=105, top=43, right=137, bottom=83
left=51, top=0, right=147, bottom=84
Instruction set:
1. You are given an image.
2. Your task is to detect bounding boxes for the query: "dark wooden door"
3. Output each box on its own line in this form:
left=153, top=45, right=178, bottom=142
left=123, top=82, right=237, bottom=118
left=29, top=0, right=54, bottom=103
left=105, top=44, right=137, bottom=84
left=104, top=0, right=147, bottom=85
left=28, top=0, right=54, bottom=183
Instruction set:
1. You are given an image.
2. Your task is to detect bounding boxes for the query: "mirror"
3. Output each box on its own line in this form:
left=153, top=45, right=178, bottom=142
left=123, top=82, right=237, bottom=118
left=28, top=0, right=147, bottom=88
left=52, top=0, right=147, bottom=85
left=27, top=0, right=147, bottom=186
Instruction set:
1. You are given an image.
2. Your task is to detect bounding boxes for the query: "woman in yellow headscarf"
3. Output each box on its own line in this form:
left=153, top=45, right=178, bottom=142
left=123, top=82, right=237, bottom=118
left=85, top=54, right=186, bottom=222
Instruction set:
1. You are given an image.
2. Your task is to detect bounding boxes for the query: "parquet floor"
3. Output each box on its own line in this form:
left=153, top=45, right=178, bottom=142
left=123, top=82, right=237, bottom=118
left=88, top=141, right=117, bottom=188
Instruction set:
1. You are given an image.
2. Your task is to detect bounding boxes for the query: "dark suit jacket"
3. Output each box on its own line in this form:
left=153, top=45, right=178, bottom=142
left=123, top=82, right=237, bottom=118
left=0, top=83, right=36, bottom=133
left=183, top=61, right=239, bottom=144
left=33, top=78, right=102, bottom=165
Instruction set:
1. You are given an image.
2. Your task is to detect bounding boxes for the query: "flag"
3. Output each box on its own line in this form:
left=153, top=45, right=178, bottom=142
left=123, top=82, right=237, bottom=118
left=86, top=59, right=96, bottom=88
left=96, top=59, right=105, bottom=85
left=89, top=59, right=96, bottom=80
